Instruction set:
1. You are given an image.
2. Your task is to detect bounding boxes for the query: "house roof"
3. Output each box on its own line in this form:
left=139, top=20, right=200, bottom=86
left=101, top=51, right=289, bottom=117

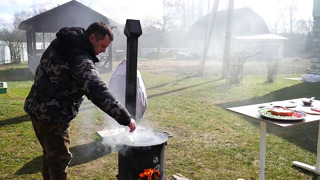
left=189, top=7, right=270, bottom=39
left=234, top=34, right=288, bottom=40
left=19, top=0, right=118, bottom=32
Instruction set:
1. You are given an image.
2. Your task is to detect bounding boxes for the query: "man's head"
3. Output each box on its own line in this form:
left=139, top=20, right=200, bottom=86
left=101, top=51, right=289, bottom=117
left=86, top=22, right=114, bottom=55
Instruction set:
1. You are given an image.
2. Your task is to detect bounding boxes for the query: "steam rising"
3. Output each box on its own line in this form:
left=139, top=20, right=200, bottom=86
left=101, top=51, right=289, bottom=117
left=100, top=124, right=168, bottom=152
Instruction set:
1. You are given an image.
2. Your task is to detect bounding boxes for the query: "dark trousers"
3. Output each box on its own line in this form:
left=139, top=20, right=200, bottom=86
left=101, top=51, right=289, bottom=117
left=31, top=119, right=72, bottom=180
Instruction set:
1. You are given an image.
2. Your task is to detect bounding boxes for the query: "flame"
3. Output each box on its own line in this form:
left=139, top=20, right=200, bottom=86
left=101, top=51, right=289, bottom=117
left=138, top=168, right=160, bottom=180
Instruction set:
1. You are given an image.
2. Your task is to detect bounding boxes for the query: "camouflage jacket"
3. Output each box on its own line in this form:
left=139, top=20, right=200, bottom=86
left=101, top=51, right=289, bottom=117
left=24, top=27, right=131, bottom=126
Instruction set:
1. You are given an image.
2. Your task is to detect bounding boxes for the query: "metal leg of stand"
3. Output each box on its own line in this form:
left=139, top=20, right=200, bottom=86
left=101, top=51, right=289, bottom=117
left=292, top=121, right=320, bottom=175
left=260, top=122, right=266, bottom=180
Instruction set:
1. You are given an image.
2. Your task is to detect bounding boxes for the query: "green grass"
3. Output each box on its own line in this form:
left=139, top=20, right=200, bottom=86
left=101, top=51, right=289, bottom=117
left=1, top=60, right=320, bottom=179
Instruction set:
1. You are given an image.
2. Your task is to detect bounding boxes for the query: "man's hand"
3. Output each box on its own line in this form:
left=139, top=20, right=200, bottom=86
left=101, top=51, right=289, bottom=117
left=128, top=118, right=136, bottom=133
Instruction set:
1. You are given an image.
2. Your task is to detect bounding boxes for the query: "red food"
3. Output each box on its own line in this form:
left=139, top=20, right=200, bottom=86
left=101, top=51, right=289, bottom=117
left=311, top=107, right=320, bottom=112
left=292, top=112, right=302, bottom=118
left=270, top=107, right=293, bottom=116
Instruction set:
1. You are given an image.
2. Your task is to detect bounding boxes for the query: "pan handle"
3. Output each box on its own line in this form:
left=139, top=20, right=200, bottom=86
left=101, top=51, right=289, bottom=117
left=163, top=131, right=173, bottom=138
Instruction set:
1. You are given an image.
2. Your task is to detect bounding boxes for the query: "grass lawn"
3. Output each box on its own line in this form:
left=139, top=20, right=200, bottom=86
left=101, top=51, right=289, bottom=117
left=1, top=59, right=320, bottom=179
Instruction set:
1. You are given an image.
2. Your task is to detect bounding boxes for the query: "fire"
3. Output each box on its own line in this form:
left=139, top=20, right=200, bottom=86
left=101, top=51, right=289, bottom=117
left=138, top=168, right=160, bottom=180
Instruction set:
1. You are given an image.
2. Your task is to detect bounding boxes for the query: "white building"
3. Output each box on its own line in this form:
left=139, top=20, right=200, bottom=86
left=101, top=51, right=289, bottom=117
left=187, top=7, right=286, bottom=61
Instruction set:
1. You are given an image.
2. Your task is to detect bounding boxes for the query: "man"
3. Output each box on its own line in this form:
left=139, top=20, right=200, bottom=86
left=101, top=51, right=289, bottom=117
left=24, top=22, right=136, bottom=179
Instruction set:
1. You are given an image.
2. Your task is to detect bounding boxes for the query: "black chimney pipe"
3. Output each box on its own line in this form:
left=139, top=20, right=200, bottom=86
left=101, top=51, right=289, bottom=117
left=124, top=19, right=142, bottom=120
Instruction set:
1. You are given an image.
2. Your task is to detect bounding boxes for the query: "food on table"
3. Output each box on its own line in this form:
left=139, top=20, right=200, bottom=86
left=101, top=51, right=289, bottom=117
left=259, top=107, right=304, bottom=120
left=311, top=107, right=320, bottom=113
left=270, top=107, right=293, bottom=116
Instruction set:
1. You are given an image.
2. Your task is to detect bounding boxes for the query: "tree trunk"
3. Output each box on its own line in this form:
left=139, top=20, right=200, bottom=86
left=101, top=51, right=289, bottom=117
left=197, top=0, right=220, bottom=76
left=8, top=42, right=22, bottom=64
left=221, top=0, right=234, bottom=78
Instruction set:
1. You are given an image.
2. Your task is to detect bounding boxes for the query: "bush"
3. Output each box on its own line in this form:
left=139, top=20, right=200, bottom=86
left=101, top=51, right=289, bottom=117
left=266, top=60, right=279, bottom=82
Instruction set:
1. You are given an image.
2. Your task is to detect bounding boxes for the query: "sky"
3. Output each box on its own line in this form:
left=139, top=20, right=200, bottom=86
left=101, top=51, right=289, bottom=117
left=0, top=0, right=314, bottom=28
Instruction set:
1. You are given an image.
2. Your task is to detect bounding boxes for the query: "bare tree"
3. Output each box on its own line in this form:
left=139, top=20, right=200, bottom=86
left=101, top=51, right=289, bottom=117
left=295, top=19, right=313, bottom=35
left=176, top=0, right=214, bottom=31
left=0, top=28, right=24, bottom=63
left=287, top=0, right=298, bottom=34
left=274, top=1, right=298, bottom=34
left=266, top=60, right=279, bottom=83
left=149, top=0, right=180, bottom=60
left=0, top=12, right=28, bottom=64
left=226, top=48, right=258, bottom=85
left=0, top=7, right=48, bottom=64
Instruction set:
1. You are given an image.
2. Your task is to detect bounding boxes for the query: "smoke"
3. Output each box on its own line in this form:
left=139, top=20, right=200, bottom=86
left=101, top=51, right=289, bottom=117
left=99, top=117, right=168, bottom=153
left=102, top=127, right=166, bottom=146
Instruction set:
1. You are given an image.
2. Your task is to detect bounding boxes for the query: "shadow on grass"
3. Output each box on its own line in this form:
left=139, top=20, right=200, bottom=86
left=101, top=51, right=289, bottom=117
left=149, top=78, right=222, bottom=99
left=0, top=115, right=30, bottom=127
left=15, top=139, right=112, bottom=175
left=0, top=103, right=96, bottom=128
left=291, top=166, right=320, bottom=180
left=0, top=67, right=34, bottom=81
left=147, top=75, right=199, bottom=90
left=218, top=82, right=320, bottom=154
left=69, top=140, right=112, bottom=167
left=15, top=156, right=42, bottom=175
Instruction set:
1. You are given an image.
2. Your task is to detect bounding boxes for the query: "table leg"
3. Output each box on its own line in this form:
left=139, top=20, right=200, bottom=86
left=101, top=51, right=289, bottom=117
left=292, top=121, right=320, bottom=175
left=260, top=121, right=266, bottom=180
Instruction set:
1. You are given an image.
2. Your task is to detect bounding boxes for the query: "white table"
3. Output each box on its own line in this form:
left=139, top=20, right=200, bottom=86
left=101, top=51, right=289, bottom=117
left=227, top=98, right=320, bottom=180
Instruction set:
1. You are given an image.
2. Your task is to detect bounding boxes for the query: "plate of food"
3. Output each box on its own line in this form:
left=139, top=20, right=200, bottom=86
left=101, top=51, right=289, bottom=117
left=300, top=107, right=320, bottom=115
left=259, top=107, right=305, bottom=121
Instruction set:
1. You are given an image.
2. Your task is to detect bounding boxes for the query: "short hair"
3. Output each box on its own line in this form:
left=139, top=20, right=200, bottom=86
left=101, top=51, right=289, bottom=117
left=86, top=22, right=114, bottom=41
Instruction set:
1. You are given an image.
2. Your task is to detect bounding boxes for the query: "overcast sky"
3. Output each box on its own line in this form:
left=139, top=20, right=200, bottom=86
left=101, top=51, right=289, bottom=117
left=0, top=0, right=314, bottom=27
